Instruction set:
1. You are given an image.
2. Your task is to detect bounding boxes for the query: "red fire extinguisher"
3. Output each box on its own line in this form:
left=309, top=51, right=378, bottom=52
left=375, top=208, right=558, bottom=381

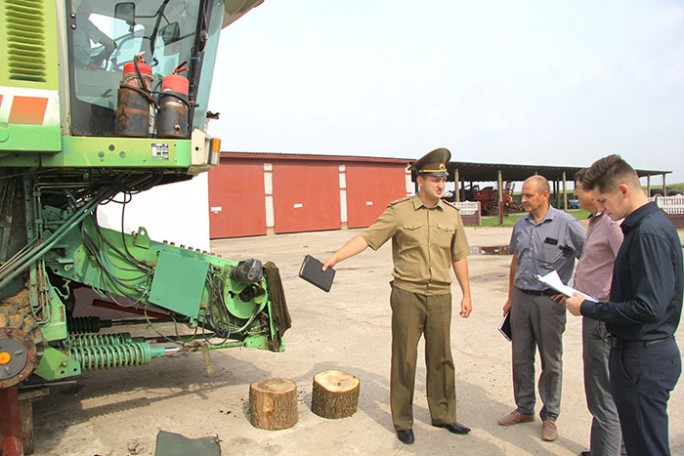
left=156, top=62, right=190, bottom=139
left=115, top=53, right=155, bottom=138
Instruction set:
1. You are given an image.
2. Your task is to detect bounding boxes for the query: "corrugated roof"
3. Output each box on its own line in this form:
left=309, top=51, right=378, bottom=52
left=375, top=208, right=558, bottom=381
left=439, top=161, right=671, bottom=183
left=220, top=151, right=411, bottom=165
left=221, top=152, right=670, bottom=182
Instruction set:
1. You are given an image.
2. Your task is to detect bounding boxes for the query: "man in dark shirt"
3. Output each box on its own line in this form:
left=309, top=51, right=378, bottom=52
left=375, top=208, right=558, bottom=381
left=565, top=154, right=683, bottom=456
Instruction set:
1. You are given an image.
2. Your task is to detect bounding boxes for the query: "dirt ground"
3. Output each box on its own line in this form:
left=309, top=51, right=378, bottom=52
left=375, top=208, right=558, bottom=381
left=27, top=226, right=684, bottom=456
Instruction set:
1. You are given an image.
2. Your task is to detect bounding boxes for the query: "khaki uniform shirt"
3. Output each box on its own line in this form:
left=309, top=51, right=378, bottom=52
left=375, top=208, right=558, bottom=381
left=361, top=195, right=470, bottom=296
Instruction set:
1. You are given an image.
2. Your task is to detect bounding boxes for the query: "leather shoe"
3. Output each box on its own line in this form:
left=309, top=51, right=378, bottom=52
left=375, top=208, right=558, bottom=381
left=541, top=420, right=558, bottom=441
left=580, top=452, right=590, bottom=456
left=396, top=429, right=414, bottom=444
left=433, top=422, right=471, bottom=434
left=498, top=409, right=535, bottom=426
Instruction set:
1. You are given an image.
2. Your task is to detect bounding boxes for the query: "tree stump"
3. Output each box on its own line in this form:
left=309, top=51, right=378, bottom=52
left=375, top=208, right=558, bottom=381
left=248, top=377, right=298, bottom=430
left=311, top=370, right=360, bottom=419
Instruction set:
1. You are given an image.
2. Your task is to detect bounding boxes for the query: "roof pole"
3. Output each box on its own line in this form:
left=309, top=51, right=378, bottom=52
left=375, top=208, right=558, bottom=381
left=562, top=171, right=567, bottom=211
left=498, top=169, right=504, bottom=226
left=454, top=168, right=461, bottom=202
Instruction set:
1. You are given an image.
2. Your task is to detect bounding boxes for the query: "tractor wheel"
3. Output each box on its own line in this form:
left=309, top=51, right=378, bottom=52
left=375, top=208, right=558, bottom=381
left=485, top=200, right=499, bottom=216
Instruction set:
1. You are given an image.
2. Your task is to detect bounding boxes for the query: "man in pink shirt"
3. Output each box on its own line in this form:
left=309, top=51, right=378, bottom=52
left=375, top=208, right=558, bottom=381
left=572, top=169, right=624, bottom=456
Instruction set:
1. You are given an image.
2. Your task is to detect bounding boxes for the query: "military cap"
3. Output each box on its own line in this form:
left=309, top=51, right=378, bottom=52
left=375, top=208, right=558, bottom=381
left=409, top=147, right=451, bottom=177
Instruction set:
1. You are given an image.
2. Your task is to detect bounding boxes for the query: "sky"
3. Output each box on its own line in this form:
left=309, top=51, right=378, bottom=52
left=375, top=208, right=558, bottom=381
left=207, top=0, right=684, bottom=184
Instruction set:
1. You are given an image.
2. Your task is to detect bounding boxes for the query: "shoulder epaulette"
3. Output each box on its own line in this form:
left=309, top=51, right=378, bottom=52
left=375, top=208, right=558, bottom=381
left=389, top=196, right=411, bottom=206
left=441, top=199, right=461, bottom=211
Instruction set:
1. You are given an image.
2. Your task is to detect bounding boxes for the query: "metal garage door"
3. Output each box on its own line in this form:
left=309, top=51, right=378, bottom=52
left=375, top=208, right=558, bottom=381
left=208, top=161, right=266, bottom=238
left=272, top=162, right=340, bottom=233
left=346, top=164, right=408, bottom=228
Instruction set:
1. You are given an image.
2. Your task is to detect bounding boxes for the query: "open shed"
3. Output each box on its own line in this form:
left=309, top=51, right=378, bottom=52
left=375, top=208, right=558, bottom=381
left=408, top=160, right=672, bottom=223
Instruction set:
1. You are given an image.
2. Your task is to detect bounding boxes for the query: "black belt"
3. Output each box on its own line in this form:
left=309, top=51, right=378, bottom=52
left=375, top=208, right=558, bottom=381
left=518, top=288, right=556, bottom=296
left=609, top=335, right=673, bottom=349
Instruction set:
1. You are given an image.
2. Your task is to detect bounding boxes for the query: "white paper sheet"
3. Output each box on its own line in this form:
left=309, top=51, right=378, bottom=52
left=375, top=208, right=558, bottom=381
left=535, top=270, right=598, bottom=302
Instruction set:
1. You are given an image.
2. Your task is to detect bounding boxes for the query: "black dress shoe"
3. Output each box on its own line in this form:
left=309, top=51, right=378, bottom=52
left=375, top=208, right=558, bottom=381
left=434, top=422, right=471, bottom=434
left=580, top=452, right=591, bottom=456
left=397, top=429, right=415, bottom=444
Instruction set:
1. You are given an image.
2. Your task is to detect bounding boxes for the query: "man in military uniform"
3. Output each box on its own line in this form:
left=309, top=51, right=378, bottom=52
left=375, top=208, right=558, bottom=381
left=323, top=147, right=473, bottom=445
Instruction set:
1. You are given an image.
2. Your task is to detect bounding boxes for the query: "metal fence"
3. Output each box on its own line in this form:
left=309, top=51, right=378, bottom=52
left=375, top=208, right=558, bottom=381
left=652, top=195, right=684, bottom=215
left=454, top=201, right=481, bottom=226
left=454, top=201, right=481, bottom=215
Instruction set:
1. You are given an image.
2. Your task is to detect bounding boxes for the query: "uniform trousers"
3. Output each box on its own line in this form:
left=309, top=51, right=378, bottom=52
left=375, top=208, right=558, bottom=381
left=582, top=317, right=624, bottom=456
left=510, top=287, right=566, bottom=421
left=389, top=285, right=456, bottom=430
left=610, top=337, right=681, bottom=456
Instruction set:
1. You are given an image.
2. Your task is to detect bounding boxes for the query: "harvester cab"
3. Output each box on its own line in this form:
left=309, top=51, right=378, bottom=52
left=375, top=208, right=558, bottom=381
left=67, top=0, right=221, bottom=140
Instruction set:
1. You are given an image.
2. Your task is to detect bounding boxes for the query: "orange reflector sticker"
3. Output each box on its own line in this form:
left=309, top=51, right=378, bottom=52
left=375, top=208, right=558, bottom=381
left=210, top=137, right=221, bottom=154
left=0, top=352, right=11, bottom=365
left=9, top=96, right=49, bottom=125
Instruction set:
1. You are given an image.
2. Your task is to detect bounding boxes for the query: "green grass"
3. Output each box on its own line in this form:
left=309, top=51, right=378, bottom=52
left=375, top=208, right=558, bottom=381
left=479, top=209, right=590, bottom=227
left=642, top=182, right=684, bottom=194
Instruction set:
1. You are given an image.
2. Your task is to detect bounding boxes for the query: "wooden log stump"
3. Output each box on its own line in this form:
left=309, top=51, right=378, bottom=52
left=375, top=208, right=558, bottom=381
left=249, top=377, right=298, bottom=430
left=311, top=370, right=360, bottom=419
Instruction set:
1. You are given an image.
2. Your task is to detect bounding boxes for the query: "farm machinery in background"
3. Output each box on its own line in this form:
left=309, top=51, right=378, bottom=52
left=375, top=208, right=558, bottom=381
left=0, top=0, right=290, bottom=453
left=444, top=181, right=522, bottom=215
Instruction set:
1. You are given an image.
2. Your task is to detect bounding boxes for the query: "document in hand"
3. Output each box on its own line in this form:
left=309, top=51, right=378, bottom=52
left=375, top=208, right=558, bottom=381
left=499, top=313, right=512, bottom=342
left=535, top=270, right=598, bottom=302
left=299, top=255, right=335, bottom=292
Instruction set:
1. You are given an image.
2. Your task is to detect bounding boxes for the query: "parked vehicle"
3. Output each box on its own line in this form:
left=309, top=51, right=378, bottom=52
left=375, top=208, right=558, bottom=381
left=444, top=182, right=521, bottom=215
left=650, top=187, right=683, bottom=197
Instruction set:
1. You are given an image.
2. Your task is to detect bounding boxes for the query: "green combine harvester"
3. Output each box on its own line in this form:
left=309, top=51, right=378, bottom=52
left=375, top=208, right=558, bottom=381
left=0, top=1, right=289, bottom=452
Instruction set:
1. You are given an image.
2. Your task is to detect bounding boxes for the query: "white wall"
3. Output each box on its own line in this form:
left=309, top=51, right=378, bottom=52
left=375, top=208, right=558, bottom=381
left=97, top=173, right=210, bottom=251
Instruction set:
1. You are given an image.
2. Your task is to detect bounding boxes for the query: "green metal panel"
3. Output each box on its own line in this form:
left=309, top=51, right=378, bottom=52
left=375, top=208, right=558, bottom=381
left=243, top=335, right=270, bottom=350
left=149, top=251, right=210, bottom=319
left=29, top=264, right=68, bottom=342
left=34, top=346, right=82, bottom=381
left=0, top=123, right=61, bottom=152
left=0, top=136, right=195, bottom=167
left=0, top=0, right=59, bottom=88
left=0, top=0, right=61, bottom=152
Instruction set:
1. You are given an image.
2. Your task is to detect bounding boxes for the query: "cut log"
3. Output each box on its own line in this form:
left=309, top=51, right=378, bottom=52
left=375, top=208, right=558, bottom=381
left=248, top=377, right=298, bottom=430
left=311, top=370, right=360, bottom=419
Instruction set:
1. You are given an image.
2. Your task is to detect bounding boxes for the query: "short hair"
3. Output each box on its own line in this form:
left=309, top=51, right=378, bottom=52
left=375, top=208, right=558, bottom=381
left=574, top=168, right=588, bottom=183
left=524, top=175, right=550, bottom=194
left=583, top=154, right=639, bottom=193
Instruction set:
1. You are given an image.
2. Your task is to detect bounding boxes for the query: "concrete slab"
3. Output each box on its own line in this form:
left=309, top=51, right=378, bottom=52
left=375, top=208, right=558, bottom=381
left=30, top=227, right=684, bottom=456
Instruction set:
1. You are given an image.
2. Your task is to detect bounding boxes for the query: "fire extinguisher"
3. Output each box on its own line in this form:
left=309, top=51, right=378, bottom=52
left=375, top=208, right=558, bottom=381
left=156, top=62, right=190, bottom=139
left=115, top=52, right=155, bottom=138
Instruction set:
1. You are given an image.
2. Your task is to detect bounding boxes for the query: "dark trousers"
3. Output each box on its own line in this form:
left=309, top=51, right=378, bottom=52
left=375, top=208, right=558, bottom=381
left=609, top=337, right=681, bottom=456
left=389, top=286, right=456, bottom=430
